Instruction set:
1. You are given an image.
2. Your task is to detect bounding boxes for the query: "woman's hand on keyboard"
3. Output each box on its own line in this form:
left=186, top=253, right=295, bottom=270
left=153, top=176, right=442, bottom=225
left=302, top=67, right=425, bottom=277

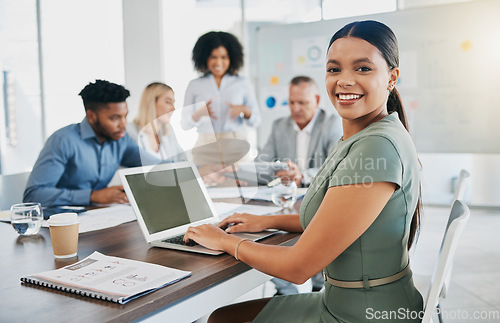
left=183, top=224, right=229, bottom=251
left=218, top=213, right=269, bottom=234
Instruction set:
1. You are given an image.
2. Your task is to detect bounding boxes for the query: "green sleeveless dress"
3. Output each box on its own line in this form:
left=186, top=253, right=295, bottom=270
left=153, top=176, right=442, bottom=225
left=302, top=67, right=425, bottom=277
left=254, top=113, right=424, bottom=322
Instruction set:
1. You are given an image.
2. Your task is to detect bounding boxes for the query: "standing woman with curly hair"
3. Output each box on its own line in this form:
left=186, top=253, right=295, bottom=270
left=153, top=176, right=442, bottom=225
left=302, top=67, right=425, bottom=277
left=181, top=31, right=260, bottom=165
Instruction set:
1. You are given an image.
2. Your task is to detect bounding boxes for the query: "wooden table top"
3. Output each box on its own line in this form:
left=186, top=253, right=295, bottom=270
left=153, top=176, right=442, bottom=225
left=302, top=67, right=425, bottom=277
left=0, top=206, right=299, bottom=322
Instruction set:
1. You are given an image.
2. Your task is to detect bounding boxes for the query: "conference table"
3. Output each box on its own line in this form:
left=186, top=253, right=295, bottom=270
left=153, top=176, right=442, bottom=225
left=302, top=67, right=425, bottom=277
left=0, top=199, right=300, bottom=322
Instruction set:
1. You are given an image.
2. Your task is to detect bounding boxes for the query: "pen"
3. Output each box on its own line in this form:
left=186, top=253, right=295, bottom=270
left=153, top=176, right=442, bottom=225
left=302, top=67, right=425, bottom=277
left=267, top=177, right=281, bottom=188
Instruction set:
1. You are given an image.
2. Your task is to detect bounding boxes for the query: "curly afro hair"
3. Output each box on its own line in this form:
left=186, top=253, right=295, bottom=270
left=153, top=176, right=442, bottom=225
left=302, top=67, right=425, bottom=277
left=192, top=31, right=244, bottom=76
left=78, top=79, right=130, bottom=111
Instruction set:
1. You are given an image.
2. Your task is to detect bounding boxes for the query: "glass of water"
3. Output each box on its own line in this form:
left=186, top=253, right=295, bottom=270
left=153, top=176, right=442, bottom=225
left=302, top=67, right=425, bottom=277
left=10, top=202, right=43, bottom=236
left=271, top=181, right=298, bottom=211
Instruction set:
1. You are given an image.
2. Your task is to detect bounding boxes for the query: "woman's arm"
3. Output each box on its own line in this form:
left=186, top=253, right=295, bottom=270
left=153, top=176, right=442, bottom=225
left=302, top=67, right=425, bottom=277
left=238, top=182, right=396, bottom=283
left=185, top=181, right=396, bottom=284
left=227, top=103, right=252, bottom=120
left=218, top=213, right=304, bottom=233
left=180, top=81, right=199, bottom=130
left=241, top=78, right=260, bottom=128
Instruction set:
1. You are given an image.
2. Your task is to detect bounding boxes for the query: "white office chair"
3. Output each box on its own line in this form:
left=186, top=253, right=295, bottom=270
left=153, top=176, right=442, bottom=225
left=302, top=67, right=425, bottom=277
left=0, top=171, right=31, bottom=210
left=452, top=169, right=470, bottom=202
left=421, top=200, right=471, bottom=323
left=439, top=170, right=471, bottom=301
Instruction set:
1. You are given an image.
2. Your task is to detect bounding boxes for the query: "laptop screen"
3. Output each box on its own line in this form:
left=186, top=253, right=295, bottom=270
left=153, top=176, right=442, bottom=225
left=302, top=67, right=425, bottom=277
left=124, top=166, right=214, bottom=235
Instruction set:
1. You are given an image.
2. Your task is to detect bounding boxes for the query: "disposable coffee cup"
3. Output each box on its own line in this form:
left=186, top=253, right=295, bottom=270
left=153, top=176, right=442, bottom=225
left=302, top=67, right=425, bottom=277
left=48, top=213, right=79, bottom=258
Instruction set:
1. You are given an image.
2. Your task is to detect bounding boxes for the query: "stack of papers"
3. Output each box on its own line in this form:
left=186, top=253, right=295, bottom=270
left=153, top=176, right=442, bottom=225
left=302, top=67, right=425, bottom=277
left=208, top=186, right=308, bottom=202
left=1, top=205, right=136, bottom=234
left=213, top=202, right=283, bottom=219
left=69, top=205, right=137, bottom=233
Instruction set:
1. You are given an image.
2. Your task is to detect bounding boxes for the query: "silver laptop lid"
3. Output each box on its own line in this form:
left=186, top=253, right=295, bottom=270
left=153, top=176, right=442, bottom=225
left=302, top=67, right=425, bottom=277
left=119, top=162, right=220, bottom=244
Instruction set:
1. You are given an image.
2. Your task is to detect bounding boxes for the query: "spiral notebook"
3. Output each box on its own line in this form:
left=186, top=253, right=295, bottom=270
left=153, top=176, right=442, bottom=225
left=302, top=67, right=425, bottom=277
left=20, top=251, right=191, bottom=304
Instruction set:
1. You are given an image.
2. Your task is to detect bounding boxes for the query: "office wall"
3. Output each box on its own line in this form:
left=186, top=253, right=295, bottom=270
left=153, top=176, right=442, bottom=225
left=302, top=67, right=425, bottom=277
left=41, top=0, right=125, bottom=135
left=1, top=0, right=125, bottom=176
left=254, top=0, right=500, bottom=206
left=122, top=0, right=165, bottom=119
left=0, top=0, right=43, bottom=174
left=255, top=0, right=500, bottom=153
left=419, top=153, right=500, bottom=207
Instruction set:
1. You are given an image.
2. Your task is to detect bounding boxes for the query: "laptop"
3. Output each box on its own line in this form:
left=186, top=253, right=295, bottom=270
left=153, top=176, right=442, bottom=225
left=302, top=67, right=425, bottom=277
left=119, top=162, right=276, bottom=255
left=225, top=162, right=290, bottom=186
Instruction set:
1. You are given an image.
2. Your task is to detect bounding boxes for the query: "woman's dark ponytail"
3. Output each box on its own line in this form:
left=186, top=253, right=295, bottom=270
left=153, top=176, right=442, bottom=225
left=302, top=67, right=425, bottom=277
left=387, top=88, right=407, bottom=129
left=388, top=87, right=422, bottom=249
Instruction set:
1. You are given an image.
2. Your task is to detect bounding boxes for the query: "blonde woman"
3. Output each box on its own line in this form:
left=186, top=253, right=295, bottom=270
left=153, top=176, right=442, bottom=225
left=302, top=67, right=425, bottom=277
left=127, top=82, right=187, bottom=162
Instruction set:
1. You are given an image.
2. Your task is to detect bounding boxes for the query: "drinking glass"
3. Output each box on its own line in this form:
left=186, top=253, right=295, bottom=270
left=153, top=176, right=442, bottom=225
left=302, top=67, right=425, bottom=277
left=10, top=202, right=43, bottom=236
left=271, top=181, right=298, bottom=210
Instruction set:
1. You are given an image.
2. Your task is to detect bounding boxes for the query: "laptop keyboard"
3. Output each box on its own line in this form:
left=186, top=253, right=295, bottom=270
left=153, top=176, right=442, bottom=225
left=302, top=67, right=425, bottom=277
left=162, top=234, right=198, bottom=247
left=162, top=223, right=232, bottom=247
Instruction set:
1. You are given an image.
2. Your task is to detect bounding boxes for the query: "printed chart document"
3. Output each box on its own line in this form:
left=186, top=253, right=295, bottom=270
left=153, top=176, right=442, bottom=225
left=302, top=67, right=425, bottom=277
left=21, top=251, right=191, bottom=304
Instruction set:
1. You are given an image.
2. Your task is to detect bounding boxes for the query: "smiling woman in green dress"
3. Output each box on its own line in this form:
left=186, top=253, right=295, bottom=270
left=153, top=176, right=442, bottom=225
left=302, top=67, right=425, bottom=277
left=184, top=20, right=424, bottom=323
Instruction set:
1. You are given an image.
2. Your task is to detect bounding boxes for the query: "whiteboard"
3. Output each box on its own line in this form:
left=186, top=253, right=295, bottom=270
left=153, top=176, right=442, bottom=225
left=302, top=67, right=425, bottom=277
left=255, top=0, right=500, bottom=153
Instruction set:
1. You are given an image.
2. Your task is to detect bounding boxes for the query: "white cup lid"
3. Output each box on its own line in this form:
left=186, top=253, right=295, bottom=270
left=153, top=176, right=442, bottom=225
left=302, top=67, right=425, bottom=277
left=47, top=212, right=79, bottom=226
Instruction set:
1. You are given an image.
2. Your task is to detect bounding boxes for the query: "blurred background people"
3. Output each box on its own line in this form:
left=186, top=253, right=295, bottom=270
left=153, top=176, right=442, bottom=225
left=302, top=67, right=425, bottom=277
left=181, top=31, right=260, bottom=165
left=24, top=80, right=158, bottom=207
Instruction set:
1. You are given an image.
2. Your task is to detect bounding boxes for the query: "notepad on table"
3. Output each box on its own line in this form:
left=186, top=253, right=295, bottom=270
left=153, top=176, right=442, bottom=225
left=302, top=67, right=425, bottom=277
left=20, top=251, right=191, bottom=304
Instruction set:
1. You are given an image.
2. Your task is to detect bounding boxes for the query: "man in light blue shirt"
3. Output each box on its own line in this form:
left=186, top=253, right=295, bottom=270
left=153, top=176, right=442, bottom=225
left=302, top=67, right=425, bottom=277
left=24, top=80, right=159, bottom=207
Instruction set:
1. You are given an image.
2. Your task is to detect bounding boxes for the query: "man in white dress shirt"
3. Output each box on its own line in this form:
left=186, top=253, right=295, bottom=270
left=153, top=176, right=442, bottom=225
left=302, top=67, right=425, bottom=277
left=257, top=76, right=342, bottom=187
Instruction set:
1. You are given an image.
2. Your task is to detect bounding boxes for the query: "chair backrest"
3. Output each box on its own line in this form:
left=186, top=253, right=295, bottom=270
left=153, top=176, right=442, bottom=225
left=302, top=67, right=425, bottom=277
left=441, top=169, right=470, bottom=299
left=453, top=169, right=470, bottom=202
left=0, top=171, right=31, bottom=210
left=421, top=200, right=470, bottom=323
